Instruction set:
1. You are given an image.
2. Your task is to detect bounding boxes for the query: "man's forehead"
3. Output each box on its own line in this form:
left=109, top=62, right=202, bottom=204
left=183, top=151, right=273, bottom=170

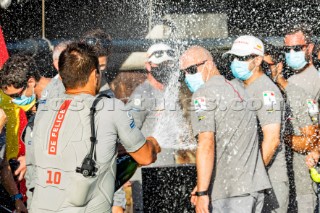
left=284, top=31, right=307, bottom=46
left=179, top=53, right=199, bottom=69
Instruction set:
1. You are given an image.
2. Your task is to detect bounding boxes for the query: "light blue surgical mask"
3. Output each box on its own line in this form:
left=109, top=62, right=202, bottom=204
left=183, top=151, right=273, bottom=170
left=285, top=51, right=308, bottom=70
left=230, top=60, right=253, bottom=81
left=12, top=94, right=36, bottom=106
left=184, top=72, right=204, bottom=93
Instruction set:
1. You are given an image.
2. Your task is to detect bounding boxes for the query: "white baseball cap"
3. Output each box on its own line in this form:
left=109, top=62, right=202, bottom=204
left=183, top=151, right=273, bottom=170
left=223, top=35, right=264, bottom=57
left=147, top=43, right=175, bottom=64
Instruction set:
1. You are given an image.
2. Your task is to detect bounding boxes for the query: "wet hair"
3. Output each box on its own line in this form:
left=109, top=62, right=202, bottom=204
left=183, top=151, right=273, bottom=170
left=81, top=29, right=112, bottom=57
left=0, top=54, right=40, bottom=89
left=58, top=42, right=99, bottom=89
left=312, top=40, right=320, bottom=57
left=285, top=24, right=313, bottom=44
left=312, top=40, right=320, bottom=69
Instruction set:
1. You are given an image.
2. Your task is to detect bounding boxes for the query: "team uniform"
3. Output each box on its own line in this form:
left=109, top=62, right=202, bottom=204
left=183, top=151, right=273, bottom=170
left=29, top=93, right=146, bottom=212
left=287, top=65, right=320, bottom=103
left=234, top=74, right=289, bottom=213
left=190, top=75, right=271, bottom=212
left=283, top=82, right=319, bottom=213
left=25, top=77, right=65, bottom=209
left=26, top=77, right=126, bottom=209
left=286, top=65, right=320, bottom=213
left=126, top=79, right=175, bottom=213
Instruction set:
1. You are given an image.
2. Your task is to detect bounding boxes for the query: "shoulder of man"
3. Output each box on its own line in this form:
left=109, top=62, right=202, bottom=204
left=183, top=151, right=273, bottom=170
left=95, top=96, right=125, bottom=114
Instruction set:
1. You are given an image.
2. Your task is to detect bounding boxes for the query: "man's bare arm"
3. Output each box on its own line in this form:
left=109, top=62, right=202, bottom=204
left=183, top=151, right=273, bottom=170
left=287, top=125, right=319, bottom=153
left=261, top=123, right=281, bottom=165
left=129, top=136, right=161, bottom=166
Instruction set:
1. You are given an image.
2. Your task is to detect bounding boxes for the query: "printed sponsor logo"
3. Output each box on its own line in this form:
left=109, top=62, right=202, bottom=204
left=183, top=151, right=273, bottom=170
left=48, top=100, right=71, bottom=155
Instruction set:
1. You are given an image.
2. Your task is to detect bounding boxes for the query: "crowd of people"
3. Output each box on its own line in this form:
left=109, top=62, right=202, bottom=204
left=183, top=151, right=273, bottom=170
left=0, top=24, right=319, bottom=213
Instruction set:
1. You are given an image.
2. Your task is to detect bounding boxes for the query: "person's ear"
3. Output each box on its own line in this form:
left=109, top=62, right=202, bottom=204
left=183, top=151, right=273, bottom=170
left=307, top=43, right=315, bottom=59
left=27, top=77, right=36, bottom=88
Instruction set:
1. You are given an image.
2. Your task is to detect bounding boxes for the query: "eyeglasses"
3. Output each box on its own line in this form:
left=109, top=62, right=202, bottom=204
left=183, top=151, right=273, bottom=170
left=228, top=55, right=257, bottom=62
left=180, top=60, right=207, bottom=75
left=150, top=50, right=175, bottom=58
left=283, top=45, right=307, bottom=53
left=5, top=86, right=26, bottom=98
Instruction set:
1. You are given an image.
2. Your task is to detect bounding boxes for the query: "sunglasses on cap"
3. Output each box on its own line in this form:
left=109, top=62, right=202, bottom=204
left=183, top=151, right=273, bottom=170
left=5, top=85, right=26, bottom=99
left=150, top=50, right=175, bottom=58
left=228, top=55, right=257, bottom=62
left=180, top=60, right=207, bottom=75
left=283, top=45, right=307, bottom=53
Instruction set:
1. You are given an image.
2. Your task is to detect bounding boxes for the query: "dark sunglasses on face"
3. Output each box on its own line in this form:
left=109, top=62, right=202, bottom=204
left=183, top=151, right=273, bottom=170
left=180, top=60, right=207, bottom=75
left=5, top=86, right=26, bottom=98
left=283, top=45, right=307, bottom=53
left=150, top=50, right=175, bottom=58
left=229, top=55, right=257, bottom=62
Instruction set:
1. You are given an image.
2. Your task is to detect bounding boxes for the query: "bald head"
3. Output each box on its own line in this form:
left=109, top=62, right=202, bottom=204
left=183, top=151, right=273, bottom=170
left=180, top=46, right=213, bottom=70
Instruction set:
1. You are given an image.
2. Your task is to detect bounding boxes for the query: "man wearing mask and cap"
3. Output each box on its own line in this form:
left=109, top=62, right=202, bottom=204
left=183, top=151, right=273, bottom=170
left=224, top=35, right=289, bottom=213
left=180, top=45, right=270, bottom=213
left=126, top=43, right=176, bottom=213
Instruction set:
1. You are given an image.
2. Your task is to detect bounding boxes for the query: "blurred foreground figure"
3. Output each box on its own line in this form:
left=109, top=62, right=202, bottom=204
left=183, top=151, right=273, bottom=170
left=29, top=42, right=160, bottom=212
left=225, top=36, right=289, bottom=213
left=180, top=46, right=271, bottom=213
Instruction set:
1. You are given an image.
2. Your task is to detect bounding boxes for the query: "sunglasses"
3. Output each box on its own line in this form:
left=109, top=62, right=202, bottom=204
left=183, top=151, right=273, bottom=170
left=150, top=50, right=175, bottom=58
left=229, top=55, right=257, bottom=62
left=180, top=60, right=207, bottom=75
left=5, top=86, right=26, bottom=98
left=83, top=37, right=111, bottom=50
left=283, top=45, right=307, bottom=53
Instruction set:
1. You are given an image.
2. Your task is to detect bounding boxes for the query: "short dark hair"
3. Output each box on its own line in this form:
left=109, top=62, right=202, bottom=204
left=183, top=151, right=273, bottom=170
left=0, top=54, right=40, bottom=89
left=81, top=29, right=112, bottom=57
left=59, top=42, right=99, bottom=89
left=285, top=24, right=313, bottom=44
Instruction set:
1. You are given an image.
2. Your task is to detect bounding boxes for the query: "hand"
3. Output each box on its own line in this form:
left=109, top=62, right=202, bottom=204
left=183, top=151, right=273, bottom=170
left=190, top=186, right=197, bottom=206
left=0, top=108, right=7, bottom=132
left=14, top=156, right=26, bottom=181
left=270, top=62, right=283, bottom=80
left=14, top=199, right=28, bottom=212
left=195, top=195, right=209, bottom=213
left=306, top=150, right=320, bottom=169
left=146, top=136, right=161, bottom=154
left=112, top=206, right=124, bottom=213
left=123, top=181, right=131, bottom=187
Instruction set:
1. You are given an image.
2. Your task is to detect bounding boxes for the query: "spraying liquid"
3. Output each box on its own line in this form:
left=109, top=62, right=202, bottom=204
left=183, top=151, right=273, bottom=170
left=151, top=66, right=196, bottom=150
